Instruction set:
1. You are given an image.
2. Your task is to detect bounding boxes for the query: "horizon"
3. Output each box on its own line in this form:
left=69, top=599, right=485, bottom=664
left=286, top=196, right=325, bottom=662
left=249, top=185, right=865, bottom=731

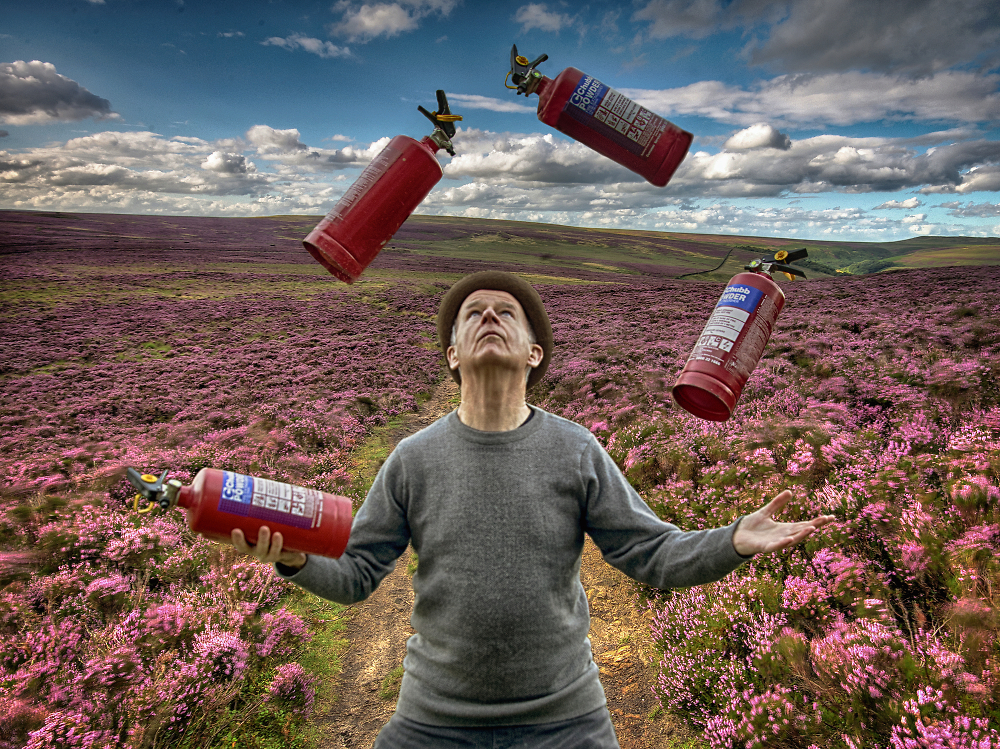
left=2, top=0, right=999, bottom=242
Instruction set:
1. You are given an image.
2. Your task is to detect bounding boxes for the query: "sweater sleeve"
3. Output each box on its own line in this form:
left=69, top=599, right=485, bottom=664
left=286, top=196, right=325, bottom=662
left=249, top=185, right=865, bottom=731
left=580, top=438, right=749, bottom=589
left=274, top=446, right=411, bottom=604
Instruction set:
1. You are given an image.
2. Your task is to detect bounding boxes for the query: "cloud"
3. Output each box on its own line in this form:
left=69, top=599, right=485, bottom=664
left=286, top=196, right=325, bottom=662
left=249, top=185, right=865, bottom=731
left=329, top=0, right=459, bottom=43
left=0, top=130, right=8, bottom=138
left=446, top=94, right=535, bottom=114
left=85, top=0, right=106, bottom=4
left=513, top=3, right=576, bottom=33
left=632, top=0, right=727, bottom=40
left=245, top=124, right=390, bottom=170
left=944, top=201, right=1000, bottom=218
left=440, top=127, right=1000, bottom=202
left=749, top=0, right=1000, bottom=76
left=246, top=125, right=309, bottom=154
left=723, top=123, right=790, bottom=151
left=201, top=151, right=255, bottom=174
left=620, top=71, right=1000, bottom=128
left=920, top=164, right=1000, bottom=194
left=218, top=31, right=245, bottom=38
left=0, top=60, right=118, bottom=125
left=261, top=34, right=351, bottom=58
left=873, top=197, right=922, bottom=209
left=631, top=0, right=1000, bottom=76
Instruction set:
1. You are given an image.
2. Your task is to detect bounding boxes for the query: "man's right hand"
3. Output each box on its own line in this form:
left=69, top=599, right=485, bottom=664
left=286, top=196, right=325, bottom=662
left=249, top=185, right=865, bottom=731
left=232, top=526, right=307, bottom=570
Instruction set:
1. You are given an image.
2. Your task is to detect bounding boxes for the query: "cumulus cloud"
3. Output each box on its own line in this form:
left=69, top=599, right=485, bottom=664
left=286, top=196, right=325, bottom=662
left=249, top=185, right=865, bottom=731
left=514, top=3, right=576, bottom=33
left=632, top=0, right=729, bottom=40
left=329, top=0, right=459, bottom=42
left=0, top=60, right=118, bottom=125
left=920, top=164, right=1000, bottom=194
left=439, top=127, right=1000, bottom=203
left=621, top=71, right=1000, bottom=128
left=631, top=0, right=1000, bottom=76
left=723, top=123, right=790, bottom=151
left=873, top=197, right=922, bottom=209
left=201, top=151, right=255, bottom=174
left=446, top=94, right=535, bottom=114
left=245, top=124, right=389, bottom=171
left=749, top=0, right=1000, bottom=77
left=261, top=34, right=351, bottom=58
left=944, top=201, right=1000, bottom=218
left=246, top=125, right=309, bottom=154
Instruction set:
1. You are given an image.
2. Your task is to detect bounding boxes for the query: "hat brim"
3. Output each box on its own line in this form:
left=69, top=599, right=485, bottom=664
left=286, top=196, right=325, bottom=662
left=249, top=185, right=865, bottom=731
left=437, top=271, right=553, bottom=389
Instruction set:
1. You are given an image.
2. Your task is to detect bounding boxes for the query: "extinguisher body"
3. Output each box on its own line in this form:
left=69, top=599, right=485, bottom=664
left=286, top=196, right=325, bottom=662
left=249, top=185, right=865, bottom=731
left=672, top=272, right=786, bottom=421
left=532, top=69, right=692, bottom=187
left=303, top=135, right=443, bottom=283
left=178, top=468, right=352, bottom=558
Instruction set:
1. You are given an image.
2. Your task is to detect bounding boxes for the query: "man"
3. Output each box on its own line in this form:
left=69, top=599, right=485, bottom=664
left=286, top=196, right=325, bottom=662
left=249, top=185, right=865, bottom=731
left=234, top=270, right=834, bottom=748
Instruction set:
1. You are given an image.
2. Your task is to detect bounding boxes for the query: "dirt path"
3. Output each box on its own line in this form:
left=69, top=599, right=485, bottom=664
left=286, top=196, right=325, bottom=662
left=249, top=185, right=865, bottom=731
left=309, top=377, right=692, bottom=748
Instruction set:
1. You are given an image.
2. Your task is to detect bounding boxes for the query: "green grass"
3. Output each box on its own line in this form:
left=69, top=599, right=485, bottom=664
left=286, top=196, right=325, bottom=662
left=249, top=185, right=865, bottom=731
left=379, top=665, right=405, bottom=700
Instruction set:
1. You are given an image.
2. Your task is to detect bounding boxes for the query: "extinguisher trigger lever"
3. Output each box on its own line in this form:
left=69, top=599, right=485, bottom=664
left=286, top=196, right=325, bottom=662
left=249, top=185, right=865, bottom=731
left=508, top=44, right=547, bottom=95
left=418, top=90, right=462, bottom=155
left=126, top=468, right=180, bottom=513
left=745, top=248, right=808, bottom=279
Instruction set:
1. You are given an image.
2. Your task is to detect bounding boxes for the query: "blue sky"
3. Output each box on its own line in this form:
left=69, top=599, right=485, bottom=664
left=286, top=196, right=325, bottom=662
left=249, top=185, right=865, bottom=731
left=2, top=0, right=999, bottom=240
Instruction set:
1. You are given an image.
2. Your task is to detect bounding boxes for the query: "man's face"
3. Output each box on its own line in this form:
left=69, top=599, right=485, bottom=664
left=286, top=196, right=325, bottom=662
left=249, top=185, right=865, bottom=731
left=446, top=289, right=543, bottom=381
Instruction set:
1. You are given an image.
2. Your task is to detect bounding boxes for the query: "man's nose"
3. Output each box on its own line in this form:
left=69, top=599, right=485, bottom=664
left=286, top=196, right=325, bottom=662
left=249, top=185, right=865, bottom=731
left=480, top=306, right=501, bottom=323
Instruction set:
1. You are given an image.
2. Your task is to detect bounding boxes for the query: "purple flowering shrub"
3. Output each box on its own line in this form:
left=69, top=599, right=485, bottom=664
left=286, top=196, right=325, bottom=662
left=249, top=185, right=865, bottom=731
left=531, top=265, right=1000, bottom=747
left=0, top=241, right=445, bottom=746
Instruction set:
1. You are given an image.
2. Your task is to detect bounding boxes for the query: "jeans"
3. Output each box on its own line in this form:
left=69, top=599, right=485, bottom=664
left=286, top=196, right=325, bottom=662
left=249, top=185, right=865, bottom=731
left=372, top=706, right=620, bottom=748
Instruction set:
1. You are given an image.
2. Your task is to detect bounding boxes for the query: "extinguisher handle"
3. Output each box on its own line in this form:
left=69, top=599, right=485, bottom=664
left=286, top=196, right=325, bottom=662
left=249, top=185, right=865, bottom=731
left=508, top=44, right=548, bottom=94
left=417, top=90, right=462, bottom=140
left=126, top=467, right=169, bottom=501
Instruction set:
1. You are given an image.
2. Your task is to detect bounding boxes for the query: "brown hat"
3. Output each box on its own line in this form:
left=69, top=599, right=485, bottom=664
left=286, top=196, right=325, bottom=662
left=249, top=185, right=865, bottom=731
left=437, top=271, right=553, bottom=389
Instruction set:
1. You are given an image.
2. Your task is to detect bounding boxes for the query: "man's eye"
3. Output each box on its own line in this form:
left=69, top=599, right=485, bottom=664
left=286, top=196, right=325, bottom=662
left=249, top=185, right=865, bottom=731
left=469, top=310, right=481, bottom=318
left=501, top=310, right=514, bottom=317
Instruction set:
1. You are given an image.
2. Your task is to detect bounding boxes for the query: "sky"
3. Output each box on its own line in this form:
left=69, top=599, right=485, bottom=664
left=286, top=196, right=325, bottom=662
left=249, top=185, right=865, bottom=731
left=1, top=0, right=999, bottom=241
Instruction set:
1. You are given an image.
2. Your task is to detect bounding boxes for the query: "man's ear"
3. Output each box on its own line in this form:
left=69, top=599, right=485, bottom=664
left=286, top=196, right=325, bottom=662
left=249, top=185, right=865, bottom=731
left=446, top=344, right=460, bottom=371
left=527, top=343, right=543, bottom=368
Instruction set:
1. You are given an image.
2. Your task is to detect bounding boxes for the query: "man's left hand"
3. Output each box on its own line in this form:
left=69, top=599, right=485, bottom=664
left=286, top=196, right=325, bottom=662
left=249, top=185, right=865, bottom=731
left=732, top=490, right=835, bottom=556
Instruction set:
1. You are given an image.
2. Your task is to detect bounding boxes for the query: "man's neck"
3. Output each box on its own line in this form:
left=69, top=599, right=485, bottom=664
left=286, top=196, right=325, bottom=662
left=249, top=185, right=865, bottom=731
left=456, top=373, right=531, bottom=432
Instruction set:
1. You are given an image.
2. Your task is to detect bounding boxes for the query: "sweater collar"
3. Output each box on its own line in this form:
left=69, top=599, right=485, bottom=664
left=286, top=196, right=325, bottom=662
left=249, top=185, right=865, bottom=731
left=446, top=405, right=546, bottom=444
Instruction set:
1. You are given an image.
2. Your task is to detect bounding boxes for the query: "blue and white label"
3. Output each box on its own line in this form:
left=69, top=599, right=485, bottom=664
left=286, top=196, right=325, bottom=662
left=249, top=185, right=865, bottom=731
left=716, top=284, right=764, bottom=314
left=218, top=470, right=322, bottom=530
left=569, top=75, right=609, bottom=117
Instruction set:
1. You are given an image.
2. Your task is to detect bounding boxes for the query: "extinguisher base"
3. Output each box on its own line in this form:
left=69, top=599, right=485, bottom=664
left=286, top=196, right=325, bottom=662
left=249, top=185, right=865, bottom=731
left=303, top=228, right=363, bottom=284
left=671, top=373, right=736, bottom=422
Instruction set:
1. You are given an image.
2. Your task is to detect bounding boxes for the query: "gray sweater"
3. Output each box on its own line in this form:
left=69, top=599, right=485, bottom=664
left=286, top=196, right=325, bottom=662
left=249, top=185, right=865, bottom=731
left=277, top=407, right=749, bottom=726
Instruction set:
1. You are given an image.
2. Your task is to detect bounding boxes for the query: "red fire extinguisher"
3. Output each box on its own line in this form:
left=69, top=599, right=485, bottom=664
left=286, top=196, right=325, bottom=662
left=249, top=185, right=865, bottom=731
left=506, top=45, right=692, bottom=187
left=671, top=249, right=808, bottom=422
left=127, top=467, right=352, bottom=558
left=303, top=90, right=463, bottom=283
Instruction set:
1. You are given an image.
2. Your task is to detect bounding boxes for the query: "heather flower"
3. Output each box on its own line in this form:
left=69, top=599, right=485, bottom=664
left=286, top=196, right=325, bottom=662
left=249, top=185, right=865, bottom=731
left=0, top=697, right=47, bottom=749
left=24, top=710, right=109, bottom=749
left=810, top=618, right=908, bottom=700
left=265, top=662, right=318, bottom=716
left=255, top=608, right=311, bottom=659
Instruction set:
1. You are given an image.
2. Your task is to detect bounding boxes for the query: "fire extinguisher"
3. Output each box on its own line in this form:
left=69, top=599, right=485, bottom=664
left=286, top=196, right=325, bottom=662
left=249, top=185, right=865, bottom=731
left=506, top=45, right=692, bottom=187
left=303, top=90, right=463, bottom=283
left=671, top=249, right=808, bottom=422
left=127, top=467, right=352, bottom=559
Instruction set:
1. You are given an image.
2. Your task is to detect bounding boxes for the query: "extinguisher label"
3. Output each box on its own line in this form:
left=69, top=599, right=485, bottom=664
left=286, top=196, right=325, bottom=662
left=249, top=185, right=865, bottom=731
left=717, top=284, right=764, bottom=313
left=564, top=75, right=668, bottom=159
left=689, top=285, right=765, bottom=361
left=218, top=471, right=323, bottom=530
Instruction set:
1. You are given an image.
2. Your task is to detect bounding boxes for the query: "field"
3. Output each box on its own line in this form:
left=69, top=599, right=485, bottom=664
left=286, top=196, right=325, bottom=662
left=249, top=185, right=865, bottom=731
left=1, top=210, right=999, bottom=748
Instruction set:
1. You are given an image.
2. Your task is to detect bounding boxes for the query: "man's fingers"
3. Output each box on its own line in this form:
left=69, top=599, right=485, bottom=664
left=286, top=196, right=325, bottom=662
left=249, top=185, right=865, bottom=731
left=759, top=489, right=793, bottom=517
left=231, top=528, right=251, bottom=554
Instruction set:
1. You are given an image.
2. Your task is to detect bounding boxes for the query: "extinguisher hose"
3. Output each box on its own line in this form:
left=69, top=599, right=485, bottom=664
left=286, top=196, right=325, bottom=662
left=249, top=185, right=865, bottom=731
left=677, top=247, right=736, bottom=278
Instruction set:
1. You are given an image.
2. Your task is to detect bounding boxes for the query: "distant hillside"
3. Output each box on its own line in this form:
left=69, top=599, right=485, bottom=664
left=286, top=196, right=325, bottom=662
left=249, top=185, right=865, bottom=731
left=1, top=209, right=996, bottom=284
